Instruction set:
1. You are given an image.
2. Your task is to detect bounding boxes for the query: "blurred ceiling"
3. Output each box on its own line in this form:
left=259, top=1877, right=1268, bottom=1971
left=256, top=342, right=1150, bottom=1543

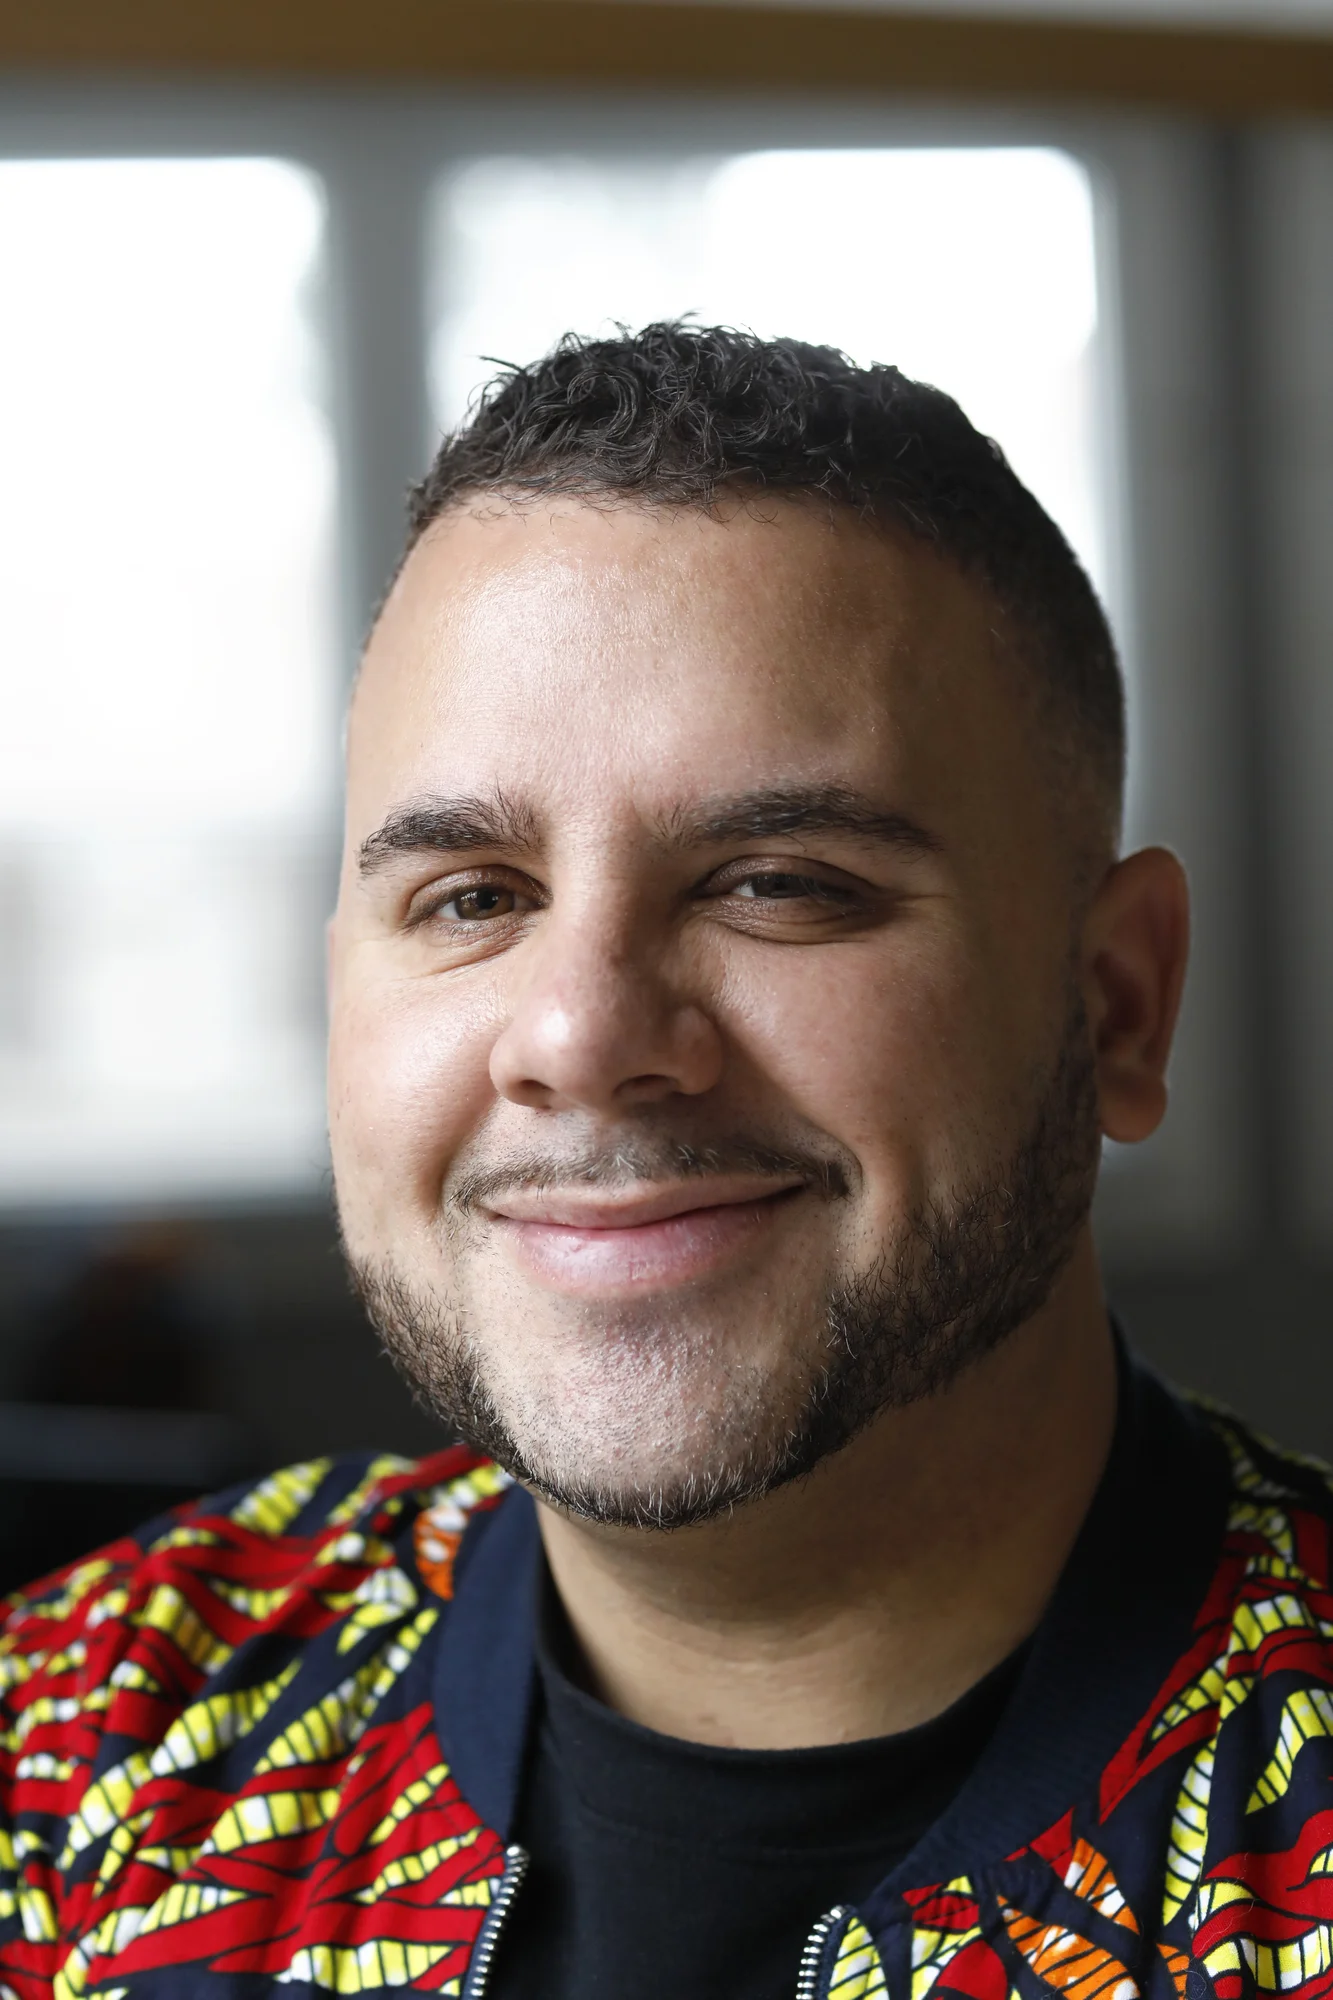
left=630, top=0, right=1333, bottom=28
left=2, top=0, right=1332, bottom=107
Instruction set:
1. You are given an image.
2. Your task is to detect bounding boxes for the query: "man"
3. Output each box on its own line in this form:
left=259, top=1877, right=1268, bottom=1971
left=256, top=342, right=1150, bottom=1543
left=0, top=324, right=1324, bottom=2000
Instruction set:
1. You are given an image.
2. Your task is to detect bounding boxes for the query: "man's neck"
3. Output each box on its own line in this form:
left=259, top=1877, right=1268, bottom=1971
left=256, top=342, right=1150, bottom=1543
left=535, top=1231, right=1118, bottom=1749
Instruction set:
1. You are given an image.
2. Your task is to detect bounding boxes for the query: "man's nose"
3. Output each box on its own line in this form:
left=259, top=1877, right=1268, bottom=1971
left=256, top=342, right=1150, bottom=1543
left=488, top=909, right=724, bottom=1114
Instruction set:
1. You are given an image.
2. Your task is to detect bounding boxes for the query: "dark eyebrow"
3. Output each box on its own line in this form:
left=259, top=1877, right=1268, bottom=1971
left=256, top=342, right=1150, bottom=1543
left=358, top=783, right=940, bottom=876
left=358, top=792, right=538, bottom=875
left=662, top=786, right=942, bottom=856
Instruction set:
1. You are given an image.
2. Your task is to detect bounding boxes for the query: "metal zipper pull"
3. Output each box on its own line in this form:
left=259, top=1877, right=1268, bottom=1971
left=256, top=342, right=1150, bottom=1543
left=796, top=1905, right=849, bottom=2000
left=461, top=1843, right=529, bottom=2000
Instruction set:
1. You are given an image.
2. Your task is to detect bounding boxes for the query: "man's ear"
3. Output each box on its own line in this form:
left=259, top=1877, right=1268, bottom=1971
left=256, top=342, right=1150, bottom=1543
left=1080, top=846, right=1190, bottom=1145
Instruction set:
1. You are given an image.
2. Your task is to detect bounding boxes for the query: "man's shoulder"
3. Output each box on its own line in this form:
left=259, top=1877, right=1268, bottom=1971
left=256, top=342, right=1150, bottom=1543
left=1189, top=1392, right=1333, bottom=1560
left=1129, top=1392, right=1333, bottom=1758
left=0, top=1444, right=512, bottom=1766
left=0, top=1450, right=515, bottom=1994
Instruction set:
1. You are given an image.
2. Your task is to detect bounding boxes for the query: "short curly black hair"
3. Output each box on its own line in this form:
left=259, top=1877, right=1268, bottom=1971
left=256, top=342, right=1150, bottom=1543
left=408, top=322, right=1124, bottom=833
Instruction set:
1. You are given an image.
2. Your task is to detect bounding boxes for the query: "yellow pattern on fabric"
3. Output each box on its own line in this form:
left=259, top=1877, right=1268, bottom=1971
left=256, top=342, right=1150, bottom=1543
left=29, top=1466, right=466, bottom=2000
left=153, top=1662, right=302, bottom=1772
left=106, top=1660, right=161, bottom=1696
left=2, top=1692, right=83, bottom=1753
left=1212, top=1418, right=1297, bottom=1503
left=1230, top=1593, right=1333, bottom=1652
left=439, top=1879, right=495, bottom=1908
left=1160, top=1628, right=1258, bottom=1927
left=95, top=1813, right=153, bottom=1890
left=1228, top=1498, right=1298, bottom=1564
left=351, top=1827, right=484, bottom=1902
left=55, top=1948, right=92, bottom=2000
left=326, top=1459, right=416, bottom=1528
left=42, top=1641, right=88, bottom=1677
left=830, top=1915, right=889, bottom=1997
left=275, top=1940, right=459, bottom=1991
left=132, top=1843, right=203, bottom=1880
left=15, top=1751, right=74, bottom=1781
left=59, top=1751, right=155, bottom=1870
left=427, top=1466, right=513, bottom=1515
left=910, top=1878, right=979, bottom=2000
left=0, top=1653, right=36, bottom=1699
left=1248, top=1686, right=1333, bottom=1809
left=204, top=1786, right=341, bottom=1853
left=18, top=1884, right=58, bottom=1943
left=84, top=1588, right=130, bottom=1632
left=135, top=1881, right=248, bottom=1937
left=313, top=1534, right=397, bottom=1570
left=231, top=1460, right=332, bottom=1537
left=147, top=1525, right=221, bottom=1554
left=130, top=1587, right=232, bottom=1677
left=1151, top=1658, right=1228, bottom=1743
left=1200, top=1916, right=1333, bottom=1995
left=206, top=1579, right=297, bottom=1622
left=331, top=1568, right=418, bottom=1654
left=1162, top=1740, right=1216, bottom=1924
left=253, top=1605, right=438, bottom=1776
left=367, top=1762, right=450, bottom=1844
left=4, top=1561, right=116, bottom=1631
left=61, top=1660, right=301, bottom=1871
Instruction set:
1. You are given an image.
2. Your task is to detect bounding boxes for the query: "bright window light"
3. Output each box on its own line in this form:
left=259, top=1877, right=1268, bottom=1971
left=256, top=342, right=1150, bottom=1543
left=0, top=159, right=337, bottom=1206
left=432, top=149, right=1106, bottom=594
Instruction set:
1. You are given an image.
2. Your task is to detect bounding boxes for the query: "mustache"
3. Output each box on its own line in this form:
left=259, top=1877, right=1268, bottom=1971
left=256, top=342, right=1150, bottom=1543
left=448, top=1134, right=855, bottom=1215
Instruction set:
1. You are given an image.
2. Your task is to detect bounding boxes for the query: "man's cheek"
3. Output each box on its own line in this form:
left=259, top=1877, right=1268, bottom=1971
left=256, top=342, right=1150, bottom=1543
left=755, top=986, right=966, bottom=1156
left=339, top=990, right=492, bottom=1196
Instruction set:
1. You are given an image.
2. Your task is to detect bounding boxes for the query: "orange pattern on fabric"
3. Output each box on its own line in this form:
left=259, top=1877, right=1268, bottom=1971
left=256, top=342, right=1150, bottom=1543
left=1002, top=1903, right=1139, bottom=2000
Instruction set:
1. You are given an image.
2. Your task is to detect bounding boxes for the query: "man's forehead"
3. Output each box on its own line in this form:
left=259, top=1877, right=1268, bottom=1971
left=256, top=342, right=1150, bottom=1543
left=346, top=497, right=1010, bottom=839
left=358, top=498, right=982, bottom=711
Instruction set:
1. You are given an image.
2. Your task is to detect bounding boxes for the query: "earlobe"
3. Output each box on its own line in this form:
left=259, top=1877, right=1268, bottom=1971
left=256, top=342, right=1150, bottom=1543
left=1081, top=846, right=1190, bottom=1146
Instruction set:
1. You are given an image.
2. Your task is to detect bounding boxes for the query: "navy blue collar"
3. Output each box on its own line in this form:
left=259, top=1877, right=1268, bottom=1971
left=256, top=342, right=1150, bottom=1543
left=432, top=1347, right=1232, bottom=1874
left=433, top=1473, right=542, bottom=1838
left=868, top=1350, right=1230, bottom=1906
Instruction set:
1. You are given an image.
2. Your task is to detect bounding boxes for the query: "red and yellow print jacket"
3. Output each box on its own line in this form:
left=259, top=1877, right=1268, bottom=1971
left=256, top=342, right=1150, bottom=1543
left=0, top=1357, right=1329, bottom=2000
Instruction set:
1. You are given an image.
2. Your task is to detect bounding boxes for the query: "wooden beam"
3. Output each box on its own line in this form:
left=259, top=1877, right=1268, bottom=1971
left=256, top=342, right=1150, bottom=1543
left=1, top=0, right=1332, bottom=117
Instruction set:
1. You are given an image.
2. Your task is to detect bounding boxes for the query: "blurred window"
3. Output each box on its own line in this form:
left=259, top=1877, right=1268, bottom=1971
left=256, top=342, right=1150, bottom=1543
left=431, top=149, right=1107, bottom=597
left=0, top=159, right=336, bottom=1206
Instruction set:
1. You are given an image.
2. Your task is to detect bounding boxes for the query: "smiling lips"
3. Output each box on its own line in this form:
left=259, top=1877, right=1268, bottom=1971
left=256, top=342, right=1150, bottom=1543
left=484, top=1176, right=806, bottom=1294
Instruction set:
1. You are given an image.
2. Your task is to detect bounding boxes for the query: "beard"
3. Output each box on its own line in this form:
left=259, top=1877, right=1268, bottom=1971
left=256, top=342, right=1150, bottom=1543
left=344, top=994, right=1101, bottom=1532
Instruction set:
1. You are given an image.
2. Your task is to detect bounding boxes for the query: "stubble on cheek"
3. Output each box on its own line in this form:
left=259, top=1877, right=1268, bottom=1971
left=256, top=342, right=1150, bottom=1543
left=350, top=1191, right=834, bottom=1508
left=342, top=975, right=1101, bottom=1531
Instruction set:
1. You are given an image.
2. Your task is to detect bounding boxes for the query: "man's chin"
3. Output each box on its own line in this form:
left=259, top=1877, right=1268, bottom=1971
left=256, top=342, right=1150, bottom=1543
left=478, top=1414, right=828, bottom=1533
left=343, top=1262, right=836, bottom=1528
left=420, top=1349, right=826, bottom=1532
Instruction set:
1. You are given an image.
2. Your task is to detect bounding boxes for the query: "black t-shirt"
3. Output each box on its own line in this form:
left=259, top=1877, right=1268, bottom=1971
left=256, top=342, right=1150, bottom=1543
left=490, top=1583, right=1025, bottom=2000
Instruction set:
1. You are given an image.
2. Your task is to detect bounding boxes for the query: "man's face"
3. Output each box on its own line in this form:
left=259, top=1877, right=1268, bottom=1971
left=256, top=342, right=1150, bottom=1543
left=329, top=498, right=1100, bottom=1524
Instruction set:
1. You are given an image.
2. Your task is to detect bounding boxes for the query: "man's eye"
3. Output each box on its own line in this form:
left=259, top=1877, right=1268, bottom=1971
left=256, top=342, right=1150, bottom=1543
left=732, top=872, right=842, bottom=901
left=438, top=885, right=525, bottom=922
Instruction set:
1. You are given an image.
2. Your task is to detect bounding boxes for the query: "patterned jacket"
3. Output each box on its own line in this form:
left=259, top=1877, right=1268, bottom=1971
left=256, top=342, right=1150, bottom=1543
left=0, top=1357, right=1328, bottom=2000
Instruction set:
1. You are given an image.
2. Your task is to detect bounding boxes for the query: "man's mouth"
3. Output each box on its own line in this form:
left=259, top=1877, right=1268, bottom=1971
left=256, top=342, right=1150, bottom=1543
left=482, top=1176, right=808, bottom=1295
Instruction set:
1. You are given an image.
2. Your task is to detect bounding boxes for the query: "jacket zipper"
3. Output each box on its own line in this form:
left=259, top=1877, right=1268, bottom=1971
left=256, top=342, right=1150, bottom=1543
left=795, top=1905, right=849, bottom=2000
left=466, top=1855, right=843, bottom=2000
left=461, top=1844, right=529, bottom=2000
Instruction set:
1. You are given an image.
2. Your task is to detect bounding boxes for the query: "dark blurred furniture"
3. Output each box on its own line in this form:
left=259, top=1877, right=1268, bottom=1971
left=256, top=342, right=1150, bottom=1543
left=0, top=1401, right=253, bottom=1594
